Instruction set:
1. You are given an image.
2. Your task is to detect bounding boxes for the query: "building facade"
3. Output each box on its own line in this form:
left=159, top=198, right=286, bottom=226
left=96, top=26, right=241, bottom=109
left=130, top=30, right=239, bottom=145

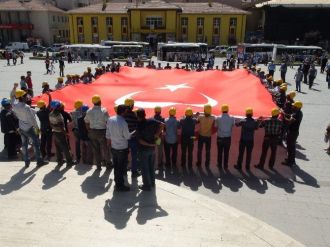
left=68, top=0, right=248, bottom=46
left=0, top=0, right=69, bottom=46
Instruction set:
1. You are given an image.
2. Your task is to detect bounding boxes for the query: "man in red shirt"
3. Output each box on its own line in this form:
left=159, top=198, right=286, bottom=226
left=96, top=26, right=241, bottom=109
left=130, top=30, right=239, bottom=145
left=25, top=71, right=33, bottom=96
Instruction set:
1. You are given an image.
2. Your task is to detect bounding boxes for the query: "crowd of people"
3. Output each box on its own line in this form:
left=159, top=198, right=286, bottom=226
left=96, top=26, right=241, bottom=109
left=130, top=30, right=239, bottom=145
left=1, top=60, right=309, bottom=192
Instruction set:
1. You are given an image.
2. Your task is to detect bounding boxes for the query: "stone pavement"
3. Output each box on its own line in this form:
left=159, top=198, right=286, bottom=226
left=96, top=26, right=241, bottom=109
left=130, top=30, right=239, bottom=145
left=0, top=162, right=303, bottom=247
left=0, top=55, right=330, bottom=246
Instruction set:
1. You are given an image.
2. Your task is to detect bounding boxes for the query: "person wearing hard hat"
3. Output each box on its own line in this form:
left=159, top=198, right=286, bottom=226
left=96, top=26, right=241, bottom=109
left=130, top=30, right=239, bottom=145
left=180, top=108, right=197, bottom=168
left=86, top=67, right=95, bottom=83
left=106, top=104, right=134, bottom=192
left=85, top=95, right=110, bottom=170
left=124, top=98, right=140, bottom=177
left=164, top=107, right=180, bottom=170
left=0, top=98, right=20, bottom=159
left=55, top=77, right=65, bottom=90
left=196, top=104, right=215, bottom=167
left=49, top=100, right=76, bottom=167
left=282, top=101, right=303, bottom=167
left=234, top=107, right=259, bottom=171
left=13, top=90, right=47, bottom=167
left=71, top=100, right=84, bottom=163
left=276, top=85, right=287, bottom=109
left=77, top=105, right=93, bottom=164
left=36, top=97, right=53, bottom=161
left=255, top=108, right=283, bottom=170
left=42, top=81, right=53, bottom=94
left=65, top=75, right=72, bottom=85
left=215, top=104, right=235, bottom=170
left=153, top=106, right=165, bottom=169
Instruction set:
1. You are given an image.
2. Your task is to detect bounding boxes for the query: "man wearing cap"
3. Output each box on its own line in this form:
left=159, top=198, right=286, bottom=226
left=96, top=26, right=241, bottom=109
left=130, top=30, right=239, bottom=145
left=85, top=95, right=110, bottom=170
left=282, top=101, right=303, bottom=167
left=36, top=97, right=53, bottom=161
left=13, top=90, right=46, bottom=167
left=164, top=107, right=180, bottom=169
left=106, top=105, right=134, bottom=192
left=255, top=108, right=282, bottom=170
left=42, top=82, right=53, bottom=94
left=154, top=106, right=165, bottom=168
left=197, top=104, right=215, bottom=167
left=215, top=104, right=235, bottom=170
left=71, top=100, right=83, bottom=163
left=124, top=98, right=139, bottom=177
left=55, top=77, right=65, bottom=90
left=1, top=98, right=20, bottom=159
left=180, top=108, right=197, bottom=168
left=49, top=100, right=76, bottom=167
left=234, top=108, right=259, bottom=171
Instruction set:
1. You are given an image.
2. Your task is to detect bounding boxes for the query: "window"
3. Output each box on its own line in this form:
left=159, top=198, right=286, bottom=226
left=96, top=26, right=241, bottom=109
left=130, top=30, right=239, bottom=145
left=57, top=16, right=60, bottom=22
left=212, top=36, right=220, bottom=46
left=121, top=17, right=128, bottom=26
left=230, top=18, right=237, bottom=26
left=91, top=17, right=98, bottom=26
left=197, top=17, right=204, bottom=26
left=213, top=18, right=220, bottom=27
left=77, top=17, right=83, bottom=25
left=146, top=17, right=163, bottom=28
left=53, top=15, right=55, bottom=22
left=106, top=17, right=112, bottom=26
left=78, top=34, right=84, bottom=43
left=66, top=30, right=69, bottom=38
left=92, top=35, right=99, bottom=44
left=181, top=17, right=188, bottom=26
left=62, top=16, right=64, bottom=22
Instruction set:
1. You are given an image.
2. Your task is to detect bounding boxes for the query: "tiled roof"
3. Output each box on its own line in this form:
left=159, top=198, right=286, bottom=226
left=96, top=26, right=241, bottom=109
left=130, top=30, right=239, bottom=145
left=257, top=0, right=330, bottom=7
left=68, top=1, right=248, bottom=14
left=0, top=0, right=64, bottom=12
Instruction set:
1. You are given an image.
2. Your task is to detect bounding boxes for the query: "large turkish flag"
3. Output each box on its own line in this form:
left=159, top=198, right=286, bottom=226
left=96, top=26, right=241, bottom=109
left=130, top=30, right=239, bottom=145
left=32, top=67, right=276, bottom=117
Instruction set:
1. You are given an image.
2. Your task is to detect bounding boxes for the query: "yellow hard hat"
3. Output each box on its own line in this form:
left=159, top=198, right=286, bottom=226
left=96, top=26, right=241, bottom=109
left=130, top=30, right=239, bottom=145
left=15, top=89, right=26, bottom=98
left=169, top=107, right=176, bottom=116
left=37, top=100, right=46, bottom=108
left=289, top=91, right=296, bottom=99
left=185, top=107, right=193, bottom=117
left=204, top=104, right=212, bottom=115
left=92, top=95, right=101, bottom=104
left=267, top=76, right=273, bottom=81
left=74, top=100, right=83, bottom=109
left=42, top=81, right=49, bottom=87
left=221, top=104, right=229, bottom=113
left=246, top=107, right=253, bottom=115
left=257, top=68, right=261, bottom=71
left=276, top=79, right=283, bottom=85
left=124, top=98, right=134, bottom=107
left=154, top=106, right=161, bottom=113
left=292, top=101, right=303, bottom=109
left=58, top=77, right=64, bottom=82
left=66, top=74, right=71, bottom=78
left=271, top=108, right=280, bottom=117
left=280, top=85, right=287, bottom=92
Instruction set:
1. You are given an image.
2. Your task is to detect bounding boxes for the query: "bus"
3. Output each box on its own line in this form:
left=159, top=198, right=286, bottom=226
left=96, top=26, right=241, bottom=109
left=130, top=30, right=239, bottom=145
left=110, top=45, right=143, bottom=59
left=157, top=42, right=208, bottom=62
left=237, top=43, right=286, bottom=63
left=100, top=40, right=151, bottom=57
left=275, top=45, right=323, bottom=63
left=64, top=44, right=112, bottom=60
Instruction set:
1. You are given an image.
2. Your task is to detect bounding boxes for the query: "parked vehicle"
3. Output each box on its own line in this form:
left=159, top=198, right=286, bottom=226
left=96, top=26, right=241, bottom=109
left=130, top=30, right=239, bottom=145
left=5, top=42, right=29, bottom=51
left=51, top=43, right=65, bottom=52
left=209, top=45, right=229, bottom=55
left=30, top=45, right=46, bottom=52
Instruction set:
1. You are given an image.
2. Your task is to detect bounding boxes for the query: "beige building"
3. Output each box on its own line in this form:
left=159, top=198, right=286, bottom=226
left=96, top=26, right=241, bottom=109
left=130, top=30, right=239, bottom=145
left=0, top=0, right=69, bottom=46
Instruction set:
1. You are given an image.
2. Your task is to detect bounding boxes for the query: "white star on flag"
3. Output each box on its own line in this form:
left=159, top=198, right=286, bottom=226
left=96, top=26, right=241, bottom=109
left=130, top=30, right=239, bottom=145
left=157, top=83, right=192, bottom=92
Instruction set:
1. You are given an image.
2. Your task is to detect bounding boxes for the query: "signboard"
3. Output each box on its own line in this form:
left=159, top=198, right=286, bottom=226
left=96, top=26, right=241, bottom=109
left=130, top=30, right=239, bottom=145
left=0, top=24, right=33, bottom=30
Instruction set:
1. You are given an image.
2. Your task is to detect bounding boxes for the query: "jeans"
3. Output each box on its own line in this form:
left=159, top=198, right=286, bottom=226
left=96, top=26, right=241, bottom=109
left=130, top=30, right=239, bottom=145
left=197, top=135, right=211, bottom=166
left=20, top=127, right=42, bottom=164
left=217, top=137, right=231, bottom=169
left=128, top=137, right=138, bottom=172
left=164, top=141, right=178, bottom=166
left=53, top=132, right=73, bottom=164
left=287, top=131, right=299, bottom=165
left=111, top=148, right=128, bottom=187
left=181, top=137, right=194, bottom=167
left=295, top=80, right=301, bottom=92
left=258, top=136, right=278, bottom=168
left=40, top=130, right=52, bottom=158
left=236, top=139, right=254, bottom=169
left=139, top=148, right=155, bottom=188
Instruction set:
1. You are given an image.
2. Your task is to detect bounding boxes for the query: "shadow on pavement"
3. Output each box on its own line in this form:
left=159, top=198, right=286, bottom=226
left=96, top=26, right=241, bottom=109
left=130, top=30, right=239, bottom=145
left=74, top=164, right=93, bottom=176
left=42, top=165, right=71, bottom=190
left=81, top=168, right=112, bottom=199
left=0, top=166, right=37, bottom=195
left=292, top=165, right=320, bottom=188
left=241, top=172, right=268, bottom=194
left=197, top=166, right=221, bottom=194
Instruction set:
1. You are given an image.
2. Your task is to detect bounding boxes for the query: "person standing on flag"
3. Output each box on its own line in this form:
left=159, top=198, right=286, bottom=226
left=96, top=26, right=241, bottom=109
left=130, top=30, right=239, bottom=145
left=215, top=104, right=235, bottom=171
left=153, top=106, right=165, bottom=169
left=197, top=105, right=215, bottom=168
left=164, top=107, right=180, bottom=171
left=85, top=95, right=110, bottom=170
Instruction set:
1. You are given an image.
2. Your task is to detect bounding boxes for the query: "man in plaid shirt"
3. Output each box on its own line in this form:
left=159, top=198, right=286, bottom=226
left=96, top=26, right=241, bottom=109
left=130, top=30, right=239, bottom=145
left=255, top=108, right=282, bottom=170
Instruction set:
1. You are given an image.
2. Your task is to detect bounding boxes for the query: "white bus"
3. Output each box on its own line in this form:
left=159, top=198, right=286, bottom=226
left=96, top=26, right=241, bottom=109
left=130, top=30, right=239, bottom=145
left=100, top=40, right=151, bottom=57
left=275, top=45, right=323, bottom=62
left=64, top=44, right=112, bottom=60
left=110, top=45, right=144, bottom=59
left=157, top=42, right=208, bottom=62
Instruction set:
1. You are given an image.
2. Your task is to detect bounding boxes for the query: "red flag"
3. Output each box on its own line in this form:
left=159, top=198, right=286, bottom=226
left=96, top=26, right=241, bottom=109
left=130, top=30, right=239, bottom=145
left=32, top=67, right=276, bottom=117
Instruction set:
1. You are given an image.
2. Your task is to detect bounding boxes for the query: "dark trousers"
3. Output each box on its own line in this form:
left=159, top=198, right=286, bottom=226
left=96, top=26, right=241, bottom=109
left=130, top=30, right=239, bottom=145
left=236, top=140, right=254, bottom=169
left=181, top=137, right=194, bottom=166
left=308, top=76, right=315, bottom=89
left=303, top=72, right=308, bottom=84
left=88, top=129, right=108, bottom=166
left=59, top=66, right=64, bottom=77
left=281, top=71, right=286, bottom=83
left=164, top=141, right=178, bottom=166
left=73, top=130, right=81, bottom=161
left=111, top=148, right=128, bottom=187
left=53, top=132, right=72, bottom=164
left=217, top=137, right=231, bottom=169
left=139, top=148, right=155, bottom=188
left=287, top=131, right=299, bottom=165
left=269, top=70, right=274, bottom=77
left=258, top=136, right=278, bottom=168
left=197, top=135, right=211, bottom=166
left=5, top=132, right=20, bottom=158
left=128, top=137, right=138, bottom=172
left=40, top=130, right=52, bottom=158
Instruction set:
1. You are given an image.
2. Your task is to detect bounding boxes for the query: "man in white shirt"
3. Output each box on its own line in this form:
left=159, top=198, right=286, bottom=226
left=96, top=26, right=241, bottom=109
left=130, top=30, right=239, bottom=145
left=85, top=95, right=110, bottom=170
left=13, top=90, right=47, bottom=168
left=215, top=104, right=235, bottom=170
